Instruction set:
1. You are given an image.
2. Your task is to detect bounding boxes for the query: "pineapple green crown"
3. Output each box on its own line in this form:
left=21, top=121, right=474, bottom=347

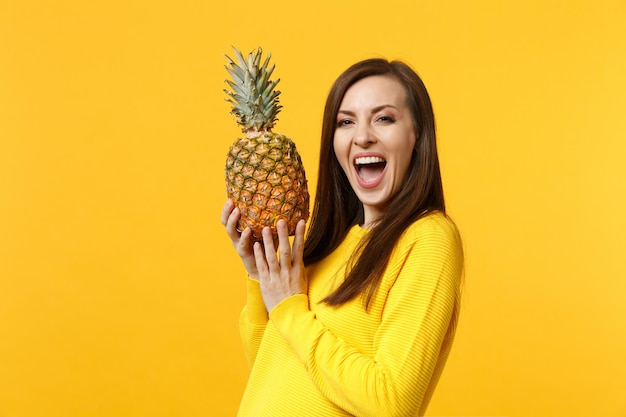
left=224, top=47, right=282, bottom=132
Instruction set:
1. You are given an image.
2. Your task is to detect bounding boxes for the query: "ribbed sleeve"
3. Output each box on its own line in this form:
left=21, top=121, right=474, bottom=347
left=238, top=277, right=268, bottom=367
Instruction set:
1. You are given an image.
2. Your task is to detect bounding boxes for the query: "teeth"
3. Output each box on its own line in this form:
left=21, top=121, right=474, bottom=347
left=355, top=156, right=385, bottom=165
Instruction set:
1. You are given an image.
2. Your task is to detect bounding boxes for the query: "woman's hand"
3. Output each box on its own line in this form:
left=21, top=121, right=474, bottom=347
left=254, top=218, right=307, bottom=312
left=220, top=200, right=259, bottom=279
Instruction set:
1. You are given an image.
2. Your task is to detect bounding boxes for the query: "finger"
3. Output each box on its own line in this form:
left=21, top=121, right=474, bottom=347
left=292, top=219, right=306, bottom=264
left=262, top=226, right=279, bottom=271
left=253, top=242, right=268, bottom=275
left=220, top=200, right=234, bottom=226
left=276, top=219, right=292, bottom=269
left=239, top=227, right=252, bottom=248
left=238, top=227, right=252, bottom=252
left=225, top=207, right=241, bottom=239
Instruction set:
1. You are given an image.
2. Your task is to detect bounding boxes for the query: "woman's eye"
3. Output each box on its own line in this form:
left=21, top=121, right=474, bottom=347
left=336, top=119, right=353, bottom=127
left=377, top=115, right=395, bottom=123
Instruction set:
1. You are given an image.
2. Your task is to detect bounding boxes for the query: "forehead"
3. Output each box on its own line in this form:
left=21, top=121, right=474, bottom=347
left=340, top=75, right=407, bottom=108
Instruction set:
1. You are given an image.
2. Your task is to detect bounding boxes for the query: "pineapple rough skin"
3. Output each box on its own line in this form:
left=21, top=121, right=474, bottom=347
left=225, top=132, right=309, bottom=241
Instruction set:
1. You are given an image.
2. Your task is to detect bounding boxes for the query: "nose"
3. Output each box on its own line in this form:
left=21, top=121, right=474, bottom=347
left=353, top=123, right=376, bottom=147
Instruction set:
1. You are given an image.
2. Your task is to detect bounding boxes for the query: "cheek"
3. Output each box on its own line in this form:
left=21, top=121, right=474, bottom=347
left=333, top=135, right=350, bottom=173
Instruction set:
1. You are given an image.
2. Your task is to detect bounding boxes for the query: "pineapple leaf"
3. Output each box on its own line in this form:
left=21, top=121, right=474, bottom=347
left=224, top=47, right=281, bottom=130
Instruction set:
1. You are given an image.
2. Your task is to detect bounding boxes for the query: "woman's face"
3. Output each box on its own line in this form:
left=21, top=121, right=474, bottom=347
left=333, top=75, right=416, bottom=225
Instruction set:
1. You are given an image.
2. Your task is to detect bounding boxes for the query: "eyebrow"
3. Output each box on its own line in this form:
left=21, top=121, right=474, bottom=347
left=336, top=104, right=398, bottom=116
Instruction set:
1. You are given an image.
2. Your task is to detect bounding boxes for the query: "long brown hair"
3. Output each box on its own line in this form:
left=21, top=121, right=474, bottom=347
left=303, top=58, right=445, bottom=308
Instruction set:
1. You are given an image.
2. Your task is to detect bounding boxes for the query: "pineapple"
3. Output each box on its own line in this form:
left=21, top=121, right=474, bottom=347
left=224, top=47, right=309, bottom=241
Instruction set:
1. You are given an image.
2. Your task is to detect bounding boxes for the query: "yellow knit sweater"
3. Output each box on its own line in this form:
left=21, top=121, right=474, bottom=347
left=237, top=212, right=463, bottom=417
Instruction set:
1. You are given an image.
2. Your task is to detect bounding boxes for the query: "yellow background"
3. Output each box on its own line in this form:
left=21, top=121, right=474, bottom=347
left=1, top=0, right=625, bottom=416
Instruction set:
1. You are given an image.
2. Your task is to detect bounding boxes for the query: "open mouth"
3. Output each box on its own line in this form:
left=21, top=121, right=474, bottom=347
left=355, top=156, right=387, bottom=183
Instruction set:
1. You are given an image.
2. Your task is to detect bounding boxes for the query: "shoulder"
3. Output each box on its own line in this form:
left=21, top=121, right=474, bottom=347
left=389, top=212, right=464, bottom=292
left=400, top=211, right=462, bottom=250
left=390, top=211, right=464, bottom=276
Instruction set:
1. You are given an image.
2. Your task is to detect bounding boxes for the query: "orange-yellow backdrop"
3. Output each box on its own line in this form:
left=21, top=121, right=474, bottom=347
left=1, top=0, right=625, bottom=416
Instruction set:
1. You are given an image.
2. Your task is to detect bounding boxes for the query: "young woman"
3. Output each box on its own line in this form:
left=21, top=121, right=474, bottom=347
left=221, top=58, right=464, bottom=417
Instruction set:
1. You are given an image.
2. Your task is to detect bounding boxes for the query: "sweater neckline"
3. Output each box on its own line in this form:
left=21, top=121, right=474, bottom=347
left=348, top=224, right=369, bottom=240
